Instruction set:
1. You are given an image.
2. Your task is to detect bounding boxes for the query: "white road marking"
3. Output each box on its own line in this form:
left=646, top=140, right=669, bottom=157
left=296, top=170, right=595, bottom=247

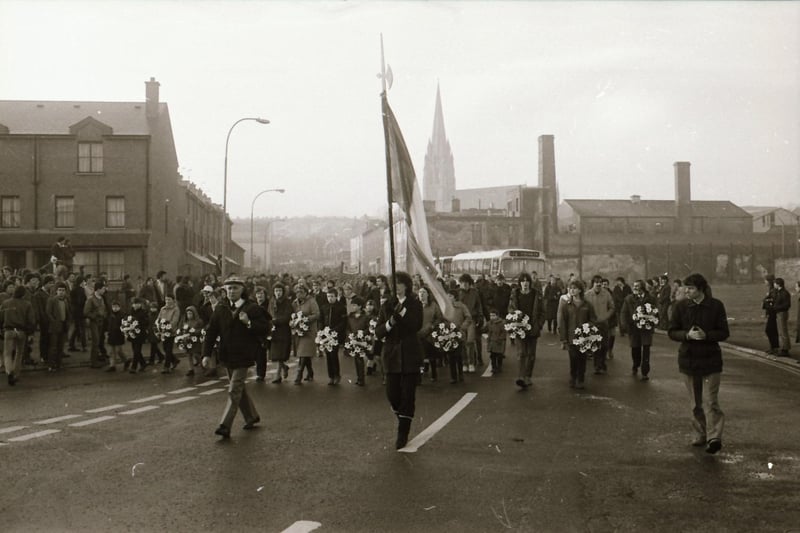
left=129, top=394, right=167, bottom=403
left=399, top=392, right=478, bottom=453
left=481, top=365, right=493, bottom=378
left=34, top=414, right=83, bottom=425
left=197, top=380, right=221, bottom=387
left=161, top=396, right=199, bottom=405
left=69, top=416, right=116, bottom=427
left=168, top=387, right=196, bottom=395
left=85, top=404, right=126, bottom=413
left=199, top=388, right=226, bottom=396
left=120, top=405, right=160, bottom=415
left=281, top=521, right=322, bottom=533
left=0, top=426, right=28, bottom=435
left=7, top=429, right=61, bottom=442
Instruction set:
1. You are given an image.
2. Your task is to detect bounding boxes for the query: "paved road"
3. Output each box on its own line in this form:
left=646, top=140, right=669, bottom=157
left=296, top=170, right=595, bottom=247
left=2, top=334, right=799, bottom=532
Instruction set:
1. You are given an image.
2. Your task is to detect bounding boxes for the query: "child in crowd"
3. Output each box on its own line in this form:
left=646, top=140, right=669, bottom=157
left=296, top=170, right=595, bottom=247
left=106, top=300, right=130, bottom=372
left=128, top=297, right=150, bottom=373
left=344, top=297, right=369, bottom=386
left=147, top=301, right=165, bottom=365
left=484, top=307, right=506, bottom=374
left=365, top=299, right=382, bottom=378
left=180, top=305, right=204, bottom=377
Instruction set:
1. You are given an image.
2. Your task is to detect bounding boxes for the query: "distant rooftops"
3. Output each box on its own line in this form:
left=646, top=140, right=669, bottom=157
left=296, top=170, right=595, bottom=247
left=565, top=199, right=751, bottom=219
left=0, top=100, right=162, bottom=136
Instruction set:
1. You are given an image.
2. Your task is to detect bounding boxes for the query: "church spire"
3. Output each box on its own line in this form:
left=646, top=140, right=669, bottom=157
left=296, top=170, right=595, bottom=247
left=423, top=82, right=456, bottom=212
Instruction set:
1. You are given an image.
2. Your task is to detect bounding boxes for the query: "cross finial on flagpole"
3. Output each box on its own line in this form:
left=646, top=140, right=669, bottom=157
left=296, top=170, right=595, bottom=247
left=378, top=33, right=393, bottom=93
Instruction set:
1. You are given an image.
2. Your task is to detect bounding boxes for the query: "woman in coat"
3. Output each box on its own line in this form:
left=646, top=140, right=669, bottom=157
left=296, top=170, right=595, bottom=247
left=557, top=280, right=597, bottom=390
left=375, top=271, right=423, bottom=450
left=418, top=285, right=442, bottom=382
left=268, top=282, right=293, bottom=383
left=292, top=284, right=320, bottom=384
left=619, top=280, right=657, bottom=380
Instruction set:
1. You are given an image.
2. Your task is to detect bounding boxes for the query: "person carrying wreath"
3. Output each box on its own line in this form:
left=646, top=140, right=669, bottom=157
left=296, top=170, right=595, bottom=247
left=619, top=280, right=658, bottom=380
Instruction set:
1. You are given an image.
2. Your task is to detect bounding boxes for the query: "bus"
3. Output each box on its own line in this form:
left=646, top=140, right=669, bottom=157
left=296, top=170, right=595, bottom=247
left=448, top=249, right=546, bottom=279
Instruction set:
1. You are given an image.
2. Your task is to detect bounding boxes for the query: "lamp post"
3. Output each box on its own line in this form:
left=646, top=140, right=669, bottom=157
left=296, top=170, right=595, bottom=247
left=250, top=188, right=285, bottom=270
left=220, top=117, right=270, bottom=280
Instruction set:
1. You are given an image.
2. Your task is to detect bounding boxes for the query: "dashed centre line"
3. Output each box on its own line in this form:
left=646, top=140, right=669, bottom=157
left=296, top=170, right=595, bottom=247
left=199, top=388, right=226, bottom=396
left=69, top=416, right=116, bottom=427
left=161, top=396, right=199, bottom=405
left=120, top=405, right=160, bottom=415
left=35, top=414, right=83, bottom=425
left=197, top=380, right=221, bottom=387
left=0, top=425, right=29, bottom=435
left=85, top=404, right=126, bottom=413
left=129, top=394, right=167, bottom=404
left=281, top=521, right=322, bottom=533
left=168, top=387, right=197, bottom=395
left=8, top=429, right=61, bottom=442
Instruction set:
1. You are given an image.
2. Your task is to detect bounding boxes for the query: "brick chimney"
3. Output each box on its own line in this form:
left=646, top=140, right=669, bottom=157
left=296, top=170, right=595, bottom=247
left=674, top=161, right=692, bottom=234
left=538, top=135, right=558, bottom=248
left=145, top=77, right=160, bottom=119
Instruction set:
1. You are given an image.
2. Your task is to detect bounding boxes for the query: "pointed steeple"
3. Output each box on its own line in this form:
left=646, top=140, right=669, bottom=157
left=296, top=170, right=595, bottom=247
left=423, top=82, right=456, bottom=212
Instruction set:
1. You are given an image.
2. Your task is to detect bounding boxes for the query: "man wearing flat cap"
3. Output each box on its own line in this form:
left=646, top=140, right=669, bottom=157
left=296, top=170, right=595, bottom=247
left=204, top=275, right=269, bottom=439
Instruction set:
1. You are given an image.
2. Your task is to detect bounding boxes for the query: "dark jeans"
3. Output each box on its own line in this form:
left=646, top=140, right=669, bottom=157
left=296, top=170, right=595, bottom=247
left=69, top=319, right=86, bottom=349
left=131, top=339, right=146, bottom=370
left=568, top=346, right=587, bottom=383
left=385, top=373, right=418, bottom=419
left=163, top=337, right=176, bottom=368
left=295, top=357, right=313, bottom=381
left=326, top=349, right=340, bottom=380
left=353, top=356, right=365, bottom=383
left=48, top=330, right=66, bottom=368
left=489, top=351, right=504, bottom=371
left=765, top=313, right=779, bottom=349
left=255, top=345, right=268, bottom=378
left=631, top=345, right=651, bottom=376
left=149, top=341, right=164, bottom=364
left=38, top=327, right=50, bottom=362
left=448, top=347, right=464, bottom=382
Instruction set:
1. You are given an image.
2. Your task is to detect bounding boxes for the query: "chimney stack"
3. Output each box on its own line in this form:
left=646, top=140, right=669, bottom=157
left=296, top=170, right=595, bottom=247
left=630, top=194, right=641, bottom=204
left=538, top=135, right=558, bottom=250
left=145, top=77, right=160, bottom=119
left=674, top=161, right=692, bottom=234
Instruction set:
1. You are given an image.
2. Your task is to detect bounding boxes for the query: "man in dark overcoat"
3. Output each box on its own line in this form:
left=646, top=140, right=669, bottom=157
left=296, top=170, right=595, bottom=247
left=205, top=275, right=269, bottom=439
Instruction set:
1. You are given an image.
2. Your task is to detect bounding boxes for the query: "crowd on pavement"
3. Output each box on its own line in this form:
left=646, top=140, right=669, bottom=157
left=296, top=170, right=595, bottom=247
left=2, top=251, right=798, bottom=453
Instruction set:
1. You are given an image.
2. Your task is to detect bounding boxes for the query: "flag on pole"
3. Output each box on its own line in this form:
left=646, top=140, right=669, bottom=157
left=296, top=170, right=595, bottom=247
left=381, top=94, right=455, bottom=321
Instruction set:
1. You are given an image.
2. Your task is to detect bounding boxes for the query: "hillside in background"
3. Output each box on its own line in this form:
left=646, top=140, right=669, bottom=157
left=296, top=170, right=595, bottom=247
left=231, top=215, right=384, bottom=272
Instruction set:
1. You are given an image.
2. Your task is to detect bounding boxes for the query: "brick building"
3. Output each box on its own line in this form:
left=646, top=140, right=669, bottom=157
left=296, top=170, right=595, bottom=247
left=0, top=78, right=242, bottom=284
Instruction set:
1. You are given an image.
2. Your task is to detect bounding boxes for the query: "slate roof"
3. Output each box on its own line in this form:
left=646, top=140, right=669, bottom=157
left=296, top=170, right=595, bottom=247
left=565, top=199, right=751, bottom=219
left=0, top=100, right=165, bottom=135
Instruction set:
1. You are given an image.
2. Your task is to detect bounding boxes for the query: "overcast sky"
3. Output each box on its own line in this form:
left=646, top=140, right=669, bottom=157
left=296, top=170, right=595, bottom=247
left=1, top=1, right=798, bottom=219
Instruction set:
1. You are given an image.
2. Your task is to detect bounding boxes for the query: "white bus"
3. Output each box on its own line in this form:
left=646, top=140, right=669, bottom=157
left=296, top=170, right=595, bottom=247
left=449, top=249, right=546, bottom=279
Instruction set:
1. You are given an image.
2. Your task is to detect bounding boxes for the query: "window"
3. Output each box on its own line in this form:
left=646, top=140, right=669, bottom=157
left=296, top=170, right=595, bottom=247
left=472, top=223, right=482, bottom=245
left=78, top=142, right=103, bottom=173
left=55, top=196, right=75, bottom=228
left=1, top=196, right=20, bottom=228
left=105, top=196, right=125, bottom=228
left=73, top=251, right=96, bottom=276
left=99, top=251, right=124, bottom=281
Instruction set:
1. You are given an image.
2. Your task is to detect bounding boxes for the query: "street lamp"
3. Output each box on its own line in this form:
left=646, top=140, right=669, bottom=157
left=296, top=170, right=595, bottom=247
left=250, top=188, right=285, bottom=270
left=220, top=117, right=270, bottom=279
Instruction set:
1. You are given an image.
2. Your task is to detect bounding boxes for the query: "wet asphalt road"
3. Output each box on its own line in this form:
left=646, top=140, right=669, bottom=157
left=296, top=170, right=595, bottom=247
left=2, top=334, right=799, bottom=533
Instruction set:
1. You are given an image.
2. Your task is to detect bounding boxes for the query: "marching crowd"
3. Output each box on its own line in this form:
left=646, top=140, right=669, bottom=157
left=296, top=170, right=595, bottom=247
left=2, top=259, right=798, bottom=451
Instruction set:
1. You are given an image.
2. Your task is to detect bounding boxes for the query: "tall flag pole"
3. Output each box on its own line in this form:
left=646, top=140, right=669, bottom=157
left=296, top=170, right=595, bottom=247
left=379, top=37, right=455, bottom=320
left=379, top=34, right=398, bottom=293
